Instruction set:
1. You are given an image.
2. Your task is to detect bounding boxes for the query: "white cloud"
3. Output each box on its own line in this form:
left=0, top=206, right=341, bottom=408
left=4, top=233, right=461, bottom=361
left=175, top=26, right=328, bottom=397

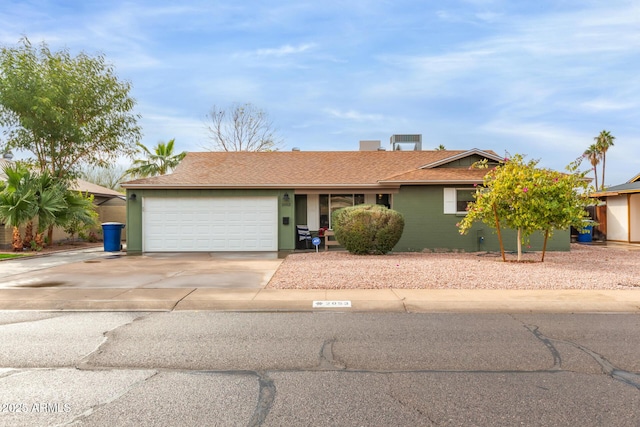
left=324, top=109, right=384, bottom=122
left=580, top=99, right=638, bottom=112
left=255, top=43, right=316, bottom=57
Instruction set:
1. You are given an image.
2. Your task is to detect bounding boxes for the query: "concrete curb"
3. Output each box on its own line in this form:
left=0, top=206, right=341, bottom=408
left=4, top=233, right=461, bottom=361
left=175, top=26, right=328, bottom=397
left=0, top=288, right=638, bottom=313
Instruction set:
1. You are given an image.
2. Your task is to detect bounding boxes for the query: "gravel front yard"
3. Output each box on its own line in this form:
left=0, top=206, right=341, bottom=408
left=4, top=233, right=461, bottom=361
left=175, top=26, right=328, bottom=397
left=267, top=244, right=640, bottom=290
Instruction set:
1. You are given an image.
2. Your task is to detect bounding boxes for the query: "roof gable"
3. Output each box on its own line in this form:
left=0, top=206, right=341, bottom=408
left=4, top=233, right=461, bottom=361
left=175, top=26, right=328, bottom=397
left=628, top=172, right=640, bottom=183
left=419, top=149, right=503, bottom=169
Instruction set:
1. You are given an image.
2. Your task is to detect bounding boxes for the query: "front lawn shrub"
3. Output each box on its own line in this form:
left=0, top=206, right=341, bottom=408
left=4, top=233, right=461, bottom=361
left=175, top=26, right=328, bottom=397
left=332, top=204, right=404, bottom=255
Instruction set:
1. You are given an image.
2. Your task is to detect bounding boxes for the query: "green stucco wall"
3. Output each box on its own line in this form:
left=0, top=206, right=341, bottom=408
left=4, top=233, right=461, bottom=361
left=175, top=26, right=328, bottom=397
left=393, top=186, right=570, bottom=252
left=125, top=188, right=295, bottom=254
left=126, top=185, right=570, bottom=254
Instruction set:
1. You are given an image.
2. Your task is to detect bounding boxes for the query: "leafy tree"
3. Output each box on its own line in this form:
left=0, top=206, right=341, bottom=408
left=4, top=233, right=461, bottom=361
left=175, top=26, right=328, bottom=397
left=458, top=154, right=593, bottom=262
left=205, top=103, right=283, bottom=152
left=126, top=139, right=186, bottom=178
left=0, top=38, right=141, bottom=180
left=583, top=144, right=600, bottom=191
left=594, top=130, right=615, bottom=190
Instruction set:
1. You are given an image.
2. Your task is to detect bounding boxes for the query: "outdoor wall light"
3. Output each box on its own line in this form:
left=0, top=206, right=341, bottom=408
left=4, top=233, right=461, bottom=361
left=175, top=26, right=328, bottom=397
left=129, top=193, right=137, bottom=201
left=283, top=193, right=290, bottom=202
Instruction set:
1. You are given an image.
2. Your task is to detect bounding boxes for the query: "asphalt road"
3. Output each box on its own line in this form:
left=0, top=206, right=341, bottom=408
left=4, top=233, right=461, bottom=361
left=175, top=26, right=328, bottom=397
left=0, top=312, right=639, bottom=426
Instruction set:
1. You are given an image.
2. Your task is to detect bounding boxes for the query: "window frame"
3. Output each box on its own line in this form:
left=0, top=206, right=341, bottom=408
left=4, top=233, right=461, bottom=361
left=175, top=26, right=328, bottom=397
left=444, top=187, right=476, bottom=215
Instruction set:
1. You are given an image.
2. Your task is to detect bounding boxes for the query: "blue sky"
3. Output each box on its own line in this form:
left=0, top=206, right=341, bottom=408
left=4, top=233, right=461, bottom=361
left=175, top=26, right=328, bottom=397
left=1, top=0, right=639, bottom=186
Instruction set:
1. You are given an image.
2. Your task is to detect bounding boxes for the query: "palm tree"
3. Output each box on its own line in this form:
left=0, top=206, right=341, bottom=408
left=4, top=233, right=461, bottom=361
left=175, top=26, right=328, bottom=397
left=0, top=164, right=36, bottom=250
left=583, top=144, right=600, bottom=190
left=31, top=172, right=67, bottom=247
left=594, top=130, right=615, bottom=190
left=0, top=164, right=68, bottom=250
left=59, top=191, right=98, bottom=241
left=126, top=139, right=186, bottom=178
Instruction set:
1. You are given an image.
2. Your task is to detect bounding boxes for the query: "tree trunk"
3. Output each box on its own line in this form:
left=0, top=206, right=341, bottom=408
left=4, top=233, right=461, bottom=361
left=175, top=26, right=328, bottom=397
left=601, top=154, right=606, bottom=191
left=35, top=232, right=45, bottom=249
left=493, top=204, right=506, bottom=262
left=23, top=221, right=34, bottom=248
left=541, top=229, right=549, bottom=262
left=517, top=228, right=522, bottom=262
left=47, top=224, right=54, bottom=248
left=12, top=227, right=23, bottom=252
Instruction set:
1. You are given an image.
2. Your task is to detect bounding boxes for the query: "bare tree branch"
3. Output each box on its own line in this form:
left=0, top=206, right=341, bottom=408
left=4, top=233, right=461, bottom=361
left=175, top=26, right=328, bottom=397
left=205, top=103, right=283, bottom=152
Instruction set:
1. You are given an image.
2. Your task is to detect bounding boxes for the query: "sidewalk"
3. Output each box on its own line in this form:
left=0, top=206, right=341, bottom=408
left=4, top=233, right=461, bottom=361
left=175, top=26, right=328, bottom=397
left=1, top=246, right=639, bottom=313
left=1, top=287, right=639, bottom=312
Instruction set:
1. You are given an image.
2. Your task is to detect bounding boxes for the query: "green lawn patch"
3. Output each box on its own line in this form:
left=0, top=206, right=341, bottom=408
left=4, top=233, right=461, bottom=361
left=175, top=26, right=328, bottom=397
left=0, top=253, right=29, bottom=260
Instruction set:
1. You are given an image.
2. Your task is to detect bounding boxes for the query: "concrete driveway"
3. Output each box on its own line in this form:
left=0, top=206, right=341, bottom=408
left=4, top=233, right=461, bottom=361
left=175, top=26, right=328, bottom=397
left=0, top=248, right=284, bottom=289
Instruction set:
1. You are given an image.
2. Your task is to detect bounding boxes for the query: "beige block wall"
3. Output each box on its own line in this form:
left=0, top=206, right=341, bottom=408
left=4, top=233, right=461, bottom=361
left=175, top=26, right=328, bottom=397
left=0, top=225, right=11, bottom=248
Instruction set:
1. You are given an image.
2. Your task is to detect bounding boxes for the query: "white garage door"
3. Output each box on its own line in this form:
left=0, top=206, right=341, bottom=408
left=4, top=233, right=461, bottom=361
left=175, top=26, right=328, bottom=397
left=143, top=197, right=278, bottom=252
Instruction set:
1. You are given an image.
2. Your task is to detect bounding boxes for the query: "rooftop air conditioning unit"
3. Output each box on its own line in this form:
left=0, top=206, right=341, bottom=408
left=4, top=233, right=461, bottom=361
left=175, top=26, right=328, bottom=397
left=390, top=134, right=422, bottom=151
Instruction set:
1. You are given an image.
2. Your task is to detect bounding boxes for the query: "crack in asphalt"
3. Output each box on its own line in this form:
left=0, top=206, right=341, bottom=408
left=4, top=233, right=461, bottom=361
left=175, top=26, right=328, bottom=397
left=317, top=338, right=346, bottom=370
left=58, top=370, right=159, bottom=426
left=388, top=388, right=438, bottom=425
left=522, top=324, right=563, bottom=370
left=553, top=338, right=640, bottom=391
left=248, top=371, right=276, bottom=427
left=513, top=317, right=640, bottom=391
left=76, top=314, right=150, bottom=371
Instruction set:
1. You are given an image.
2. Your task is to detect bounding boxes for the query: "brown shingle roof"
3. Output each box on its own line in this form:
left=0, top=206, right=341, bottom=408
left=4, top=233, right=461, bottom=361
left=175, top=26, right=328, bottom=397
left=122, top=150, right=498, bottom=189
left=71, top=179, right=125, bottom=198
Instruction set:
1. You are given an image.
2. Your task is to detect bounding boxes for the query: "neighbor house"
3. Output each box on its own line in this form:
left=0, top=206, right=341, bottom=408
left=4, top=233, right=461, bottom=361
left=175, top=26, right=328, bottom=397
left=592, top=173, right=640, bottom=243
left=121, top=140, right=570, bottom=254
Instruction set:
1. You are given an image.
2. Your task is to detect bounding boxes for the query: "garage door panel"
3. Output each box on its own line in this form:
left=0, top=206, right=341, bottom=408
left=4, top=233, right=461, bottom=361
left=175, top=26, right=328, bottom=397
left=143, top=197, right=278, bottom=252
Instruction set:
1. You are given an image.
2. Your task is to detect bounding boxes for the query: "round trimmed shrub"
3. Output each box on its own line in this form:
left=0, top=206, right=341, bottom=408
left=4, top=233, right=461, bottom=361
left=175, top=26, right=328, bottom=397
left=332, top=204, right=405, bottom=255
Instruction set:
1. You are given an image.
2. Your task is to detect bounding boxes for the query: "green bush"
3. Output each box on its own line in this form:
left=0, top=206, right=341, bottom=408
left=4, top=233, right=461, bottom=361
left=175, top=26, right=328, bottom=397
left=332, top=204, right=405, bottom=255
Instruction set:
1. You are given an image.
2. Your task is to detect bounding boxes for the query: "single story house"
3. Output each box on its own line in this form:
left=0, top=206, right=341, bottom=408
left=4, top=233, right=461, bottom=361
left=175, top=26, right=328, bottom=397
left=121, top=145, right=570, bottom=254
left=592, top=173, right=640, bottom=243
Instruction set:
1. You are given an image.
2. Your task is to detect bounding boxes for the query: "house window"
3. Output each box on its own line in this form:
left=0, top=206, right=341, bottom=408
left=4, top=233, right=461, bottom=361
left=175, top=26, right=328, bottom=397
left=319, top=193, right=366, bottom=229
left=444, top=188, right=476, bottom=214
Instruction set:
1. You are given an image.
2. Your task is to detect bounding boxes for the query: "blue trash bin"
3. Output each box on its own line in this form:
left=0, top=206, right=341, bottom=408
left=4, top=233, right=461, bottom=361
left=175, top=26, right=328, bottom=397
left=577, top=225, right=593, bottom=243
left=102, top=222, right=125, bottom=252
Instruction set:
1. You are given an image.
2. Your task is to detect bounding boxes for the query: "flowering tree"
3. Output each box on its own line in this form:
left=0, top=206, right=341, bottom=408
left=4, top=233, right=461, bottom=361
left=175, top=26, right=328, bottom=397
left=458, top=154, right=594, bottom=262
